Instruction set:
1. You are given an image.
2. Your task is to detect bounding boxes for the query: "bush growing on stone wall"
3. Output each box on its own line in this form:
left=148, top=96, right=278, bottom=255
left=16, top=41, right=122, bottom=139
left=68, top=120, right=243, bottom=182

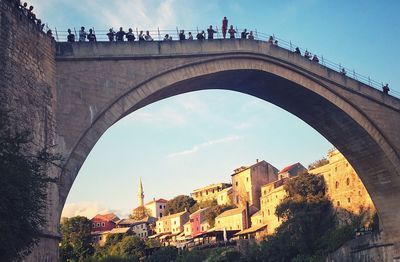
left=0, top=109, right=60, bottom=261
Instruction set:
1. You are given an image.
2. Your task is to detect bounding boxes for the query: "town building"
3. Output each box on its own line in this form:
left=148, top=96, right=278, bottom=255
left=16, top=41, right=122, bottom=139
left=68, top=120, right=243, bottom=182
left=91, top=227, right=132, bottom=246
left=231, top=160, right=279, bottom=209
left=215, top=206, right=258, bottom=231
left=309, top=149, right=375, bottom=214
left=188, top=207, right=211, bottom=237
left=216, top=186, right=233, bottom=206
left=191, top=183, right=232, bottom=203
left=91, top=213, right=120, bottom=232
left=116, top=217, right=156, bottom=238
left=259, top=179, right=287, bottom=234
left=278, top=162, right=307, bottom=179
left=156, top=210, right=190, bottom=234
left=144, top=198, right=168, bottom=218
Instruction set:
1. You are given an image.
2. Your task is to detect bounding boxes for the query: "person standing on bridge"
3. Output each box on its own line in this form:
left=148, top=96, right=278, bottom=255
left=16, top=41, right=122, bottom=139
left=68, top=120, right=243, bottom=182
left=222, top=16, right=228, bottom=39
left=188, top=32, right=193, bottom=40
left=248, top=31, right=254, bottom=40
left=116, top=27, right=126, bottom=42
left=126, top=28, right=135, bottom=42
left=294, top=47, right=301, bottom=55
left=138, top=31, right=145, bottom=41
left=179, top=30, right=186, bottom=40
left=87, top=29, right=96, bottom=42
left=241, top=29, right=249, bottom=39
left=79, top=26, right=87, bottom=42
left=228, top=25, right=236, bottom=39
left=197, top=30, right=205, bottom=40
left=144, top=31, right=153, bottom=41
left=67, top=29, right=75, bottom=42
left=382, top=84, right=390, bottom=94
left=207, top=25, right=216, bottom=39
left=107, top=28, right=115, bottom=42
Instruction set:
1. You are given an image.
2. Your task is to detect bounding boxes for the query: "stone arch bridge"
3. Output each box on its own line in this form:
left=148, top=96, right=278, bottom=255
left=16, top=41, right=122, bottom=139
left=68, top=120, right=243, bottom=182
left=2, top=6, right=400, bottom=257
left=52, top=39, right=400, bottom=257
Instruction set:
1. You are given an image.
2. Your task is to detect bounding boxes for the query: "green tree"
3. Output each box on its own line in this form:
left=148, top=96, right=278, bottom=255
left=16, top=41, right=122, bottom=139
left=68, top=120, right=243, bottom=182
left=0, top=110, right=59, bottom=261
left=145, top=246, right=178, bottom=262
left=60, top=216, right=94, bottom=261
left=189, top=199, right=218, bottom=213
left=130, top=206, right=152, bottom=220
left=258, top=173, right=335, bottom=261
left=109, top=235, right=146, bottom=259
left=163, top=195, right=196, bottom=216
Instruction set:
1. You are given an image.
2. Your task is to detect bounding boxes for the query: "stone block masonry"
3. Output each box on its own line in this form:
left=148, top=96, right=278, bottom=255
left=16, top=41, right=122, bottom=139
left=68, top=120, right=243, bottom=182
left=0, top=1, right=60, bottom=261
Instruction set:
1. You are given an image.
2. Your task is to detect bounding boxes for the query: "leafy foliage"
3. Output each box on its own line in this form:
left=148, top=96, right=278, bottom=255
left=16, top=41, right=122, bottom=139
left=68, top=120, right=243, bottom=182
left=129, top=206, right=152, bottom=220
left=60, top=216, right=94, bottom=261
left=145, top=246, right=178, bottom=262
left=249, top=173, right=337, bottom=261
left=189, top=199, right=218, bottom=213
left=308, top=157, right=329, bottom=170
left=0, top=109, right=59, bottom=261
left=163, top=195, right=196, bottom=216
left=108, top=235, right=146, bottom=259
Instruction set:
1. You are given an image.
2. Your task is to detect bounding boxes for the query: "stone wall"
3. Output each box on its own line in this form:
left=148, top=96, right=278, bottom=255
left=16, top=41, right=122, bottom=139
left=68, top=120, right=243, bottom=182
left=0, top=1, right=59, bottom=261
left=326, top=233, right=394, bottom=262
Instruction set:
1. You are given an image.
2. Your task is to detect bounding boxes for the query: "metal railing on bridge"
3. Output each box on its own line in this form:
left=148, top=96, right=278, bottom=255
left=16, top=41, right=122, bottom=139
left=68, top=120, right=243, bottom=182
left=53, top=27, right=400, bottom=99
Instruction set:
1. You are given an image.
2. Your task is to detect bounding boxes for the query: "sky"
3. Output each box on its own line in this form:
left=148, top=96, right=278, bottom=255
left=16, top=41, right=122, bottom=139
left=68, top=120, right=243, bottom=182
left=27, top=0, right=400, bottom=218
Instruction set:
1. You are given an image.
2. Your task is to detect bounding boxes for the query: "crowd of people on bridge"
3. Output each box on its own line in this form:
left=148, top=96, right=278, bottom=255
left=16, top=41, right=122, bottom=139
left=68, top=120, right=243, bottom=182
left=65, top=17, right=270, bottom=43
left=9, top=0, right=46, bottom=34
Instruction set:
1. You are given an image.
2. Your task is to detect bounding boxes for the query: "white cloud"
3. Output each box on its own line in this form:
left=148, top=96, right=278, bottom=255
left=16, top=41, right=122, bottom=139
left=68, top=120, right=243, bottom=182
left=166, top=135, right=240, bottom=158
left=61, top=202, right=128, bottom=219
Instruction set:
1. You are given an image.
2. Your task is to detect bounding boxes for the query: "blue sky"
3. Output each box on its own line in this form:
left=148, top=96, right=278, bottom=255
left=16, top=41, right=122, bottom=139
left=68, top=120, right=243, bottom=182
left=28, top=1, right=400, bottom=218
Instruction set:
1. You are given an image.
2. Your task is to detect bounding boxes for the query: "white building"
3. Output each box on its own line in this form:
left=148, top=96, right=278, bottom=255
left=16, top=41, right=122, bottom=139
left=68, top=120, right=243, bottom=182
left=145, top=198, right=168, bottom=218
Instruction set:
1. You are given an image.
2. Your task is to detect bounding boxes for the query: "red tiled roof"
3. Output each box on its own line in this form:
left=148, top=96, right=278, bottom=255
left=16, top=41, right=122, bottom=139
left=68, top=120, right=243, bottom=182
left=91, top=213, right=119, bottom=222
left=279, top=163, right=299, bottom=174
left=145, top=198, right=168, bottom=205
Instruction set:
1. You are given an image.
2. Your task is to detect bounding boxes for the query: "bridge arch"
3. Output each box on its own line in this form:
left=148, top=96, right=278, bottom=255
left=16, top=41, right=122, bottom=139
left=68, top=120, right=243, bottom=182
left=56, top=43, right=400, bottom=245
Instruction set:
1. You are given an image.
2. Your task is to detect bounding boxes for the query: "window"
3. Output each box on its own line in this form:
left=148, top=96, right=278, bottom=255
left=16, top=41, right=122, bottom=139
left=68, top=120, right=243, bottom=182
left=96, top=223, right=100, bottom=227
left=335, top=181, right=339, bottom=189
left=201, top=226, right=204, bottom=231
left=99, top=236, right=102, bottom=240
left=263, top=190, right=266, bottom=195
left=160, top=214, right=163, bottom=218
left=246, top=177, right=249, bottom=182
left=335, top=167, right=338, bottom=172
left=101, top=222, right=105, bottom=227
left=235, top=181, right=238, bottom=187
left=221, top=196, right=224, bottom=201
left=348, top=198, right=351, bottom=203
left=262, top=211, right=264, bottom=217
left=346, top=163, right=349, bottom=167
left=206, top=190, right=208, bottom=195
left=92, top=223, right=95, bottom=228
left=337, top=201, right=340, bottom=207
left=160, top=205, right=162, bottom=209
left=174, top=221, right=177, bottom=225
left=268, top=210, right=270, bottom=215
left=236, top=196, right=239, bottom=204
left=346, top=178, right=350, bottom=186
left=358, top=191, right=362, bottom=196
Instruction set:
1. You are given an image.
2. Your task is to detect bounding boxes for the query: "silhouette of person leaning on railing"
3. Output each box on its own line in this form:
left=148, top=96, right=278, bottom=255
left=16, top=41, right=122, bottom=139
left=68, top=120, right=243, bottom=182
left=382, top=84, right=390, bottom=94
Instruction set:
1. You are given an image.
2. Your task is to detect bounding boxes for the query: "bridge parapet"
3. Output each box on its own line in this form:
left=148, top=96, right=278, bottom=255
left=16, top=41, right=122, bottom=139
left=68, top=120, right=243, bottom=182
left=55, top=40, right=400, bottom=110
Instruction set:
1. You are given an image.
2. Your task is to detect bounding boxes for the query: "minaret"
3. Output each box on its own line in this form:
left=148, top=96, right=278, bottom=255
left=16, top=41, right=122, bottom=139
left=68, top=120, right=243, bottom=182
left=137, top=178, right=144, bottom=207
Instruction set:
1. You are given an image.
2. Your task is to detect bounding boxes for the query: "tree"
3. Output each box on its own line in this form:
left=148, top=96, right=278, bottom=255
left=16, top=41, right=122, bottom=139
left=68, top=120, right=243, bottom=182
left=189, top=199, right=218, bottom=213
left=60, top=216, right=94, bottom=261
left=163, top=195, right=196, bottom=216
left=130, top=206, right=152, bottom=220
left=0, top=109, right=59, bottom=261
left=109, top=235, right=146, bottom=259
left=259, top=172, right=334, bottom=261
left=308, top=157, right=329, bottom=170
